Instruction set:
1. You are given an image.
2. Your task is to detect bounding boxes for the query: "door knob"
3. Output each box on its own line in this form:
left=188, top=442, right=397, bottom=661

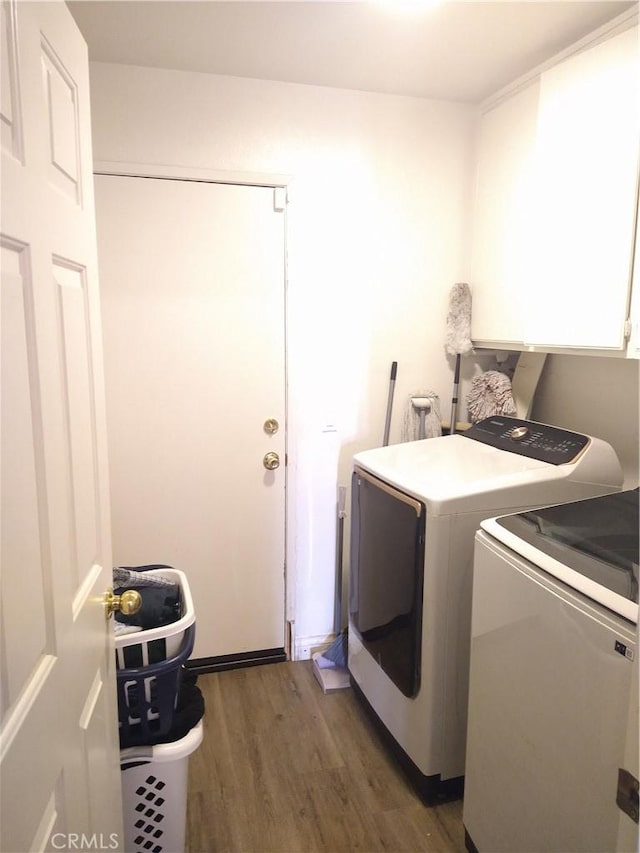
left=105, top=588, right=142, bottom=619
left=264, top=418, right=279, bottom=435
left=263, top=451, right=280, bottom=470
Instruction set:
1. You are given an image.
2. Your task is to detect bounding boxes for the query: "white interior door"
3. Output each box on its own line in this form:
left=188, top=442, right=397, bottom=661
left=94, top=175, right=286, bottom=661
left=1, top=2, right=122, bottom=851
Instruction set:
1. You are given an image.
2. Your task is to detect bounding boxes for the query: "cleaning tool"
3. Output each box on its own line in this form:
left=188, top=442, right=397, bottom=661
left=333, top=484, right=347, bottom=642
left=445, top=283, right=473, bottom=435
left=312, top=485, right=349, bottom=692
left=467, top=370, right=517, bottom=422
left=411, top=397, right=431, bottom=439
left=382, top=361, right=398, bottom=446
left=401, top=392, right=442, bottom=442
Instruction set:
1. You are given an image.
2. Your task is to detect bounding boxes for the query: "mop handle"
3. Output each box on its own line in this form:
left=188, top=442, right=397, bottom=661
left=449, top=354, right=461, bottom=436
left=334, top=485, right=347, bottom=635
left=383, top=361, right=397, bottom=447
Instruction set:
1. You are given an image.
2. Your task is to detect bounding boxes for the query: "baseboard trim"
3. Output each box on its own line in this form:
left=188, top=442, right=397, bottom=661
left=186, top=647, right=287, bottom=674
left=293, top=633, right=337, bottom=661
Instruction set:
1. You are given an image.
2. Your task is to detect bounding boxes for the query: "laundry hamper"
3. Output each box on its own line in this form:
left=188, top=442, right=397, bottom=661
left=115, top=565, right=204, bottom=853
left=115, top=566, right=196, bottom=744
left=120, top=720, right=203, bottom=853
left=115, top=567, right=195, bottom=669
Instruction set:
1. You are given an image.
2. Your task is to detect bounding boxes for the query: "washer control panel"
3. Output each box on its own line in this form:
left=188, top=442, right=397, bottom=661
left=463, top=416, right=589, bottom=464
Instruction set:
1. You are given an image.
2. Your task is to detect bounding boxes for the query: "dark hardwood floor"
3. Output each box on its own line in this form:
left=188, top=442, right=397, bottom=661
left=186, top=661, right=465, bottom=852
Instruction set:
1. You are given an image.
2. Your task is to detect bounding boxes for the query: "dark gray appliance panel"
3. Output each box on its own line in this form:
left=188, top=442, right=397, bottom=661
left=350, top=468, right=425, bottom=698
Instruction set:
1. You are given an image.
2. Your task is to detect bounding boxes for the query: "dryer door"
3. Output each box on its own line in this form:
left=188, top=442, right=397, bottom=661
left=350, top=468, right=426, bottom=698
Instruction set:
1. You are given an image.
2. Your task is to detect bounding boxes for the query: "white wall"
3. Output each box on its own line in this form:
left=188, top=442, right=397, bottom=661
left=531, top=354, right=639, bottom=488
left=88, top=62, right=476, bottom=655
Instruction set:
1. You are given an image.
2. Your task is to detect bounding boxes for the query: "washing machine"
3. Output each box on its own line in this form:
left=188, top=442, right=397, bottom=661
left=348, top=415, right=623, bottom=799
left=463, top=489, right=638, bottom=852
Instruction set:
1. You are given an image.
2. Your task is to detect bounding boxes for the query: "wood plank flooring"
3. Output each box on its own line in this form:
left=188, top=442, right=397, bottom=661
left=186, top=661, right=465, bottom=852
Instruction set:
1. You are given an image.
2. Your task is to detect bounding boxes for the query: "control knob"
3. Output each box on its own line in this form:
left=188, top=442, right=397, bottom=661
left=509, top=426, right=529, bottom=441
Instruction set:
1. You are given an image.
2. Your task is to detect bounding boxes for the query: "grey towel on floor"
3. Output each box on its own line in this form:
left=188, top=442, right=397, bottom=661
left=467, top=370, right=517, bottom=422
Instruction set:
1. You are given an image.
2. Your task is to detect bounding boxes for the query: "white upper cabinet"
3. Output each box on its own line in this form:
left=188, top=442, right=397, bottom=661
left=470, top=19, right=640, bottom=356
left=525, top=26, right=639, bottom=351
left=470, top=80, right=540, bottom=346
left=628, top=214, right=640, bottom=358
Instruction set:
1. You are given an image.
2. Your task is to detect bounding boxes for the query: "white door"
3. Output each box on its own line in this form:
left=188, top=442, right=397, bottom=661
left=1, top=2, right=122, bottom=851
left=94, top=175, right=286, bottom=662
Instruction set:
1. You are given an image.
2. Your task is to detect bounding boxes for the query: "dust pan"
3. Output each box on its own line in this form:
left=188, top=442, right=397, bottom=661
left=312, top=631, right=350, bottom=693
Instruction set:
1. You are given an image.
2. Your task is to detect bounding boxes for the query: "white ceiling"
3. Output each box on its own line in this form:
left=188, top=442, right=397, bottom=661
left=68, top=0, right=635, bottom=103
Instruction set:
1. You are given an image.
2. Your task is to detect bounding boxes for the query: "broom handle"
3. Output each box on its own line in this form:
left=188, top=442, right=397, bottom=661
left=449, top=354, right=461, bottom=436
left=334, top=485, right=347, bottom=635
left=383, top=361, right=397, bottom=447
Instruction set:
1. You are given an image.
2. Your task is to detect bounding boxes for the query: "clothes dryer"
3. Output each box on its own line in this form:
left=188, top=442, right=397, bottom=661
left=348, top=416, right=623, bottom=798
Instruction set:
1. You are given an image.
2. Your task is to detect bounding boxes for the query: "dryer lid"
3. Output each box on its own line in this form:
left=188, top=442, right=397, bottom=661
left=353, top=417, right=621, bottom=512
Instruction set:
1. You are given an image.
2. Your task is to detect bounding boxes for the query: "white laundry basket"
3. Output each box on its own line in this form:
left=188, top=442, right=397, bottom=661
left=115, top=567, right=197, bottom=748
left=120, top=720, right=203, bottom=853
left=115, top=568, right=195, bottom=669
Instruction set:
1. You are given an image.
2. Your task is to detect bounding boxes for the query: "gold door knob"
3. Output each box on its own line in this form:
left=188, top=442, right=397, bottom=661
left=105, top=588, right=142, bottom=619
left=263, top=451, right=280, bottom=470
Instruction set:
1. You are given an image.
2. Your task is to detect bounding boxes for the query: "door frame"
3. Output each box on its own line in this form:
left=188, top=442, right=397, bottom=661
left=93, top=160, right=295, bottom=658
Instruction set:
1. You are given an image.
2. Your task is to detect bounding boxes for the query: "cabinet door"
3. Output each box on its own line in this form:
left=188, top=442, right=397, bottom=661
left=627, top=198, right=640, bottom=358
left=470, top=81, right=539, bottom=346
left=524, top=27, right=639, bottom=350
